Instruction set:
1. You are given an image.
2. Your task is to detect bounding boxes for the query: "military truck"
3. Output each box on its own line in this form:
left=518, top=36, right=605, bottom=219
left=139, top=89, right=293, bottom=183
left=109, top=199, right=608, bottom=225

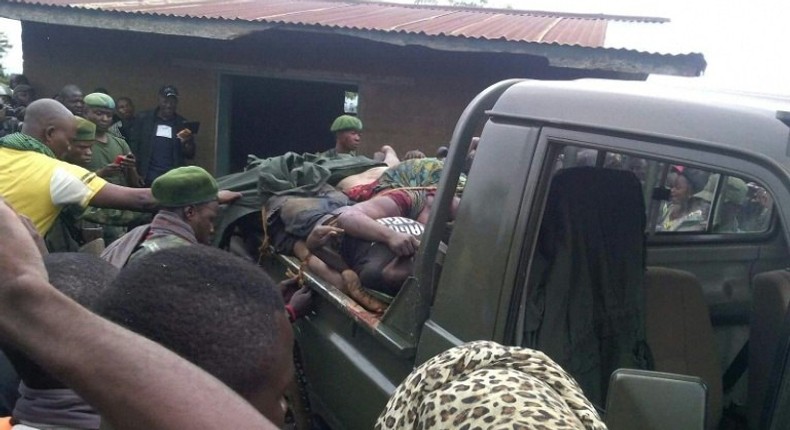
left=259, top=79, right=790, bottom=429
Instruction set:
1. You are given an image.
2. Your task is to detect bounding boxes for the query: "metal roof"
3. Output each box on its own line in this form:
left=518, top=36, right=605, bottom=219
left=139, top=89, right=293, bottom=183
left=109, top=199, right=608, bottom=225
left=0, top=0, right=707, bottom=76
left=6, top=0, right=670, bottom=49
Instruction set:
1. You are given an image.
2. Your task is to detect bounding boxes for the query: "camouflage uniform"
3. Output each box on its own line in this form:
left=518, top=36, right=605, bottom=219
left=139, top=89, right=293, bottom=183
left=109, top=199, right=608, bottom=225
left=127, top=234, right=192, bottom=264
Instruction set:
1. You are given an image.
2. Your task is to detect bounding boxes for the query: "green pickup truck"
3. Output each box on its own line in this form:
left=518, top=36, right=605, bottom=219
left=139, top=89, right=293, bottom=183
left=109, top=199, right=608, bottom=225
left=258, top=79, right=790, bottom=430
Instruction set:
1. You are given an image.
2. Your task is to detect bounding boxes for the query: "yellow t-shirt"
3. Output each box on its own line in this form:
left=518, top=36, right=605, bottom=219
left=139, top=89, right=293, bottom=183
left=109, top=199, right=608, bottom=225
left=0, top=148, right=108, bottom=234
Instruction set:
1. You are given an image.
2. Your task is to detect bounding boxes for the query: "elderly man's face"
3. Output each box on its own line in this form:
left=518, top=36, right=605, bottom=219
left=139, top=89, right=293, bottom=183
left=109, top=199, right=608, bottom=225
left=62, top=90, right=84, bottom=116
left=157, top=95, right=177, bottom=120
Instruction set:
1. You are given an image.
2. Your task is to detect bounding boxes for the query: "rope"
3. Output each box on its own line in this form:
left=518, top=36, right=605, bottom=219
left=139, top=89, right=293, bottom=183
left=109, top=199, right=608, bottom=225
left=257, top=207, right=272, bottom=264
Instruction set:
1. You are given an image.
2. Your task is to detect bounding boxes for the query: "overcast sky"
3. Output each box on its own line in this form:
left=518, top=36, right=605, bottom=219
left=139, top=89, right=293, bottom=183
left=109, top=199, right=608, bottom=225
left=1, top=0, right=788, bottom=96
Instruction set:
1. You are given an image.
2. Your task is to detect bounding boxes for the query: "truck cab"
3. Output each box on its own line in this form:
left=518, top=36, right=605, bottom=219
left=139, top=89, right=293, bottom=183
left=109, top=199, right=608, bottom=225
left=264, top=79, right=790, bottom=429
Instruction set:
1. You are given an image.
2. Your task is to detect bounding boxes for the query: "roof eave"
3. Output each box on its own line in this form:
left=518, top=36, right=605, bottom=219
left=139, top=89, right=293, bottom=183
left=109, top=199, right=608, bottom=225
left=0, top=1, right=706, bottom=77
left=322, top=27, right=706, bottom=77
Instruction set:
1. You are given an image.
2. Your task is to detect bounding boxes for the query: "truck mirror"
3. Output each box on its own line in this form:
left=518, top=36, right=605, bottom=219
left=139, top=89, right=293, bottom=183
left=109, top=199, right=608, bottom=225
left=605, top=368, right=708, bottom=430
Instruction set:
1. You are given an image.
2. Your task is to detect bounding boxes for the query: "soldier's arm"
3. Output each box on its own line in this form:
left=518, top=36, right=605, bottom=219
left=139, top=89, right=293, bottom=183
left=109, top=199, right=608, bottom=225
left=89, top=183, right=158, bottom=212
left=80, top=207, right=152, bottom=227
left=0, top=198, right=277, bottom=430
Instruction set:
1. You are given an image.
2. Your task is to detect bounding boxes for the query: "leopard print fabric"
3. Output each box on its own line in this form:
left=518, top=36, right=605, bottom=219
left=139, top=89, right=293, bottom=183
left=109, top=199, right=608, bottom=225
left=376, top=341, right=607, bottom=430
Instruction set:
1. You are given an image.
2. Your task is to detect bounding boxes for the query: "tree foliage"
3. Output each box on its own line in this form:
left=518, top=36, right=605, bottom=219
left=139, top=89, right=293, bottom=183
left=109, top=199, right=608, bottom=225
left=0, top=32, right=12, bottom=81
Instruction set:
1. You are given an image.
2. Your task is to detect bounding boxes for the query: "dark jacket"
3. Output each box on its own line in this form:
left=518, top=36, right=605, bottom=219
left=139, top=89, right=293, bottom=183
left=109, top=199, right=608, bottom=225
left=127, top=108, right=193, bottom=182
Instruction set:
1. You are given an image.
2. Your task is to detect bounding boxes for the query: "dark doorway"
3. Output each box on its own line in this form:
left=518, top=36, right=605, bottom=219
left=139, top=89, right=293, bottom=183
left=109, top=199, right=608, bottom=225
left=228, top=75, right=358, bottom=172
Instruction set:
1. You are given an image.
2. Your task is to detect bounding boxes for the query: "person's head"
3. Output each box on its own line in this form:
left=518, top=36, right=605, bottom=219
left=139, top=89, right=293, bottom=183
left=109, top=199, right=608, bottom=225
left=8, top=74, right=29, bottom=90
left=116, top=96, right=135, bottom=120
left=55, top=85, right=84, bottom=116
left=20, top=99, right=78, bottom=158
left=5, top=253, right=118, bottom=390
left=151, top=166, right=220, bottom=244
left=670, top=167, right=706, bottom=205
left=83, top=92, right=116, bottom=133
left=0, top=84, right=12, bottom=108
left=330, top=115, right=363, bottom=153
left=377, top=341, right=605, bottom=429
left=97, top=246, right=293, bottom=425
left=435, top=146, right=448, bottom=160
left=12, top=84, right=34, bottom=107
left=63, top=116, right=96, bottom=167
left=156, top=85, right=179, bottom=120
left=694, top=175, right=748, bottom=231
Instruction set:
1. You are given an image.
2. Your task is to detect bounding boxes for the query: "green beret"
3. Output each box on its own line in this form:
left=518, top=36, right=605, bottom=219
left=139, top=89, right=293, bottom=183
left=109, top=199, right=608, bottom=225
left=694, top=176, right=748, bottom=205
left=74, top=116, right=96, bottom=142
left=330, top=115, right=363, bottom=132
left=84, top=92, right=115, bottom=110
left=152, top=166, right=219, bottom=207
left=722, top=177, right=748, bottom=205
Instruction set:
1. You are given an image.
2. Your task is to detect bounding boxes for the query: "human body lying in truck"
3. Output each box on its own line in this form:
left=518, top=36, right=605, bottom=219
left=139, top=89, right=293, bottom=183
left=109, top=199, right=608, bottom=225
left=263, top=157, right=462, bottom=312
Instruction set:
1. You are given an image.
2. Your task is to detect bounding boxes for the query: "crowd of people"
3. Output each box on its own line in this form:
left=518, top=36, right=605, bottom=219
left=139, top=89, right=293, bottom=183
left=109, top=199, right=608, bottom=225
left=0, top=74, right=608, bottom=430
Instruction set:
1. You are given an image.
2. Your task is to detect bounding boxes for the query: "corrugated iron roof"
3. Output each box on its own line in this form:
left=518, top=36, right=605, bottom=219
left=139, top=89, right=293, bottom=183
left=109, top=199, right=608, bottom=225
left=6, top=0, right=672, bottom=49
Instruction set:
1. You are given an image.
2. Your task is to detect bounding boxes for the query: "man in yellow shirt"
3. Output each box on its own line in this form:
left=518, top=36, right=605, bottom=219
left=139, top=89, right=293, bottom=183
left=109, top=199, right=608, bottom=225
left=0, top=99, right=157, bottom=235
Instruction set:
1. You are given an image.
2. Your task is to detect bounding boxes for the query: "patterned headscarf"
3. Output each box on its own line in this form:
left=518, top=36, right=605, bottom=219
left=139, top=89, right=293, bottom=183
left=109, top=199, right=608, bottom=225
left=376, top=341, right=607, bottom=430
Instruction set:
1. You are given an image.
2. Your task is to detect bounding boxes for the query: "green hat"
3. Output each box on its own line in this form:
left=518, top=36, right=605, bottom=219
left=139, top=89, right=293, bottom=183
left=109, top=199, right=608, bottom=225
left=84, top=92, right=115, bottom=110
left=74, top=116, right=96, bottom=141
left=330, top=115, right=363, bottom=133
left=152, top=166, right=219, bottom=207
left=694, top=176, right=748, bottom=205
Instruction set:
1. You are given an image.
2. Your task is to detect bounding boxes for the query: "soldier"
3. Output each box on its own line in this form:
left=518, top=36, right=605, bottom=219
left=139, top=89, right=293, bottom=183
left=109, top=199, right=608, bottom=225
left=322, top=115, right=363, bottom=158
left=102, top=166, right=223, bottom=266
left=44, top=117, right=99, bottom=252
left=50, top=117, right=151, bottom=252
left=82, top=93, right=145, bottom=244
left=83, top=93, right=141, bottom=187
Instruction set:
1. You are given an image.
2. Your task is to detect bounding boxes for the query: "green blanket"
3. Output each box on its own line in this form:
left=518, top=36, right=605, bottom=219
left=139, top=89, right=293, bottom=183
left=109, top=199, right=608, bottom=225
left=213, top=152, right=382, bottom=247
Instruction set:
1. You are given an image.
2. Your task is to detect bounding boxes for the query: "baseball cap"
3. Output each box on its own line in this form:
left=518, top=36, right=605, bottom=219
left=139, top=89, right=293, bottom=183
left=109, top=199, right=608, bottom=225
left=158, top=85, right=179, bottom=98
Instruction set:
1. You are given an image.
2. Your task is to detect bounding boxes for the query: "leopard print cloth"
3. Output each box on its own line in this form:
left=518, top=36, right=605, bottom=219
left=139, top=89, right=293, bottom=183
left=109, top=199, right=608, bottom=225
left=376, top=341, right=607, bottom=430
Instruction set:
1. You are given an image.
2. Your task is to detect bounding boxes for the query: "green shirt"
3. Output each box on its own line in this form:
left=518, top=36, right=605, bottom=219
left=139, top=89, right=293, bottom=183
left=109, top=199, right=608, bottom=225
left=89, top=133, right=132, bottom=186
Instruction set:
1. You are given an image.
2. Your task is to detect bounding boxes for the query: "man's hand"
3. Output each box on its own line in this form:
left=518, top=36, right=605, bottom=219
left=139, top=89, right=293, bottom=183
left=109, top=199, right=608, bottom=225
left=217, top=190, right=243, bottom=205
left=0, top=199, right=48, bottom=289
left=288, top=286, right=313, bottom=319
left=119, top=153, right=137, bottom=170
left=96, top=163, right=122, bottom=178
left=386, top=232, right=420, bottom=257
left=306, top=225, right=344, bottom=251
left=176, top=129, right=193, bottom=143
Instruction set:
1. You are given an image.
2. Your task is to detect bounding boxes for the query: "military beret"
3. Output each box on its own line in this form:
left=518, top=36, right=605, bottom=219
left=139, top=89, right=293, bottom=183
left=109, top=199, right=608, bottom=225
left=84, top=93, right=115, bottom=110
left=330, top=115, right=363, bottom=132
left=694, top=176, right=748, bottom=205
left=74, top=116, right=96, bottom=142
left=152, top=166, right=219, bottom=207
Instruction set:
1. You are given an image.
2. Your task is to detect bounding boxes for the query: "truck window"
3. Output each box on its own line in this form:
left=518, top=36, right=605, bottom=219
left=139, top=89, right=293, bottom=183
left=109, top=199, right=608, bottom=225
left=552, top=145, right=774, bottom=236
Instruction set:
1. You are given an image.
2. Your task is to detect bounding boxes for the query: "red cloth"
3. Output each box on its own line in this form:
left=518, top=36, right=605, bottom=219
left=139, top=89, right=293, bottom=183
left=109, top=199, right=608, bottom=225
left=344, top=180, right=379, bottom=202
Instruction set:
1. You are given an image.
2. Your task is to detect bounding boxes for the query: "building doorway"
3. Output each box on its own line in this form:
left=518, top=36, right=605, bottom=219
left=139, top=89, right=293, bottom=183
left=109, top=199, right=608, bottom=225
left=222, top=75, right=358, bottom=173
